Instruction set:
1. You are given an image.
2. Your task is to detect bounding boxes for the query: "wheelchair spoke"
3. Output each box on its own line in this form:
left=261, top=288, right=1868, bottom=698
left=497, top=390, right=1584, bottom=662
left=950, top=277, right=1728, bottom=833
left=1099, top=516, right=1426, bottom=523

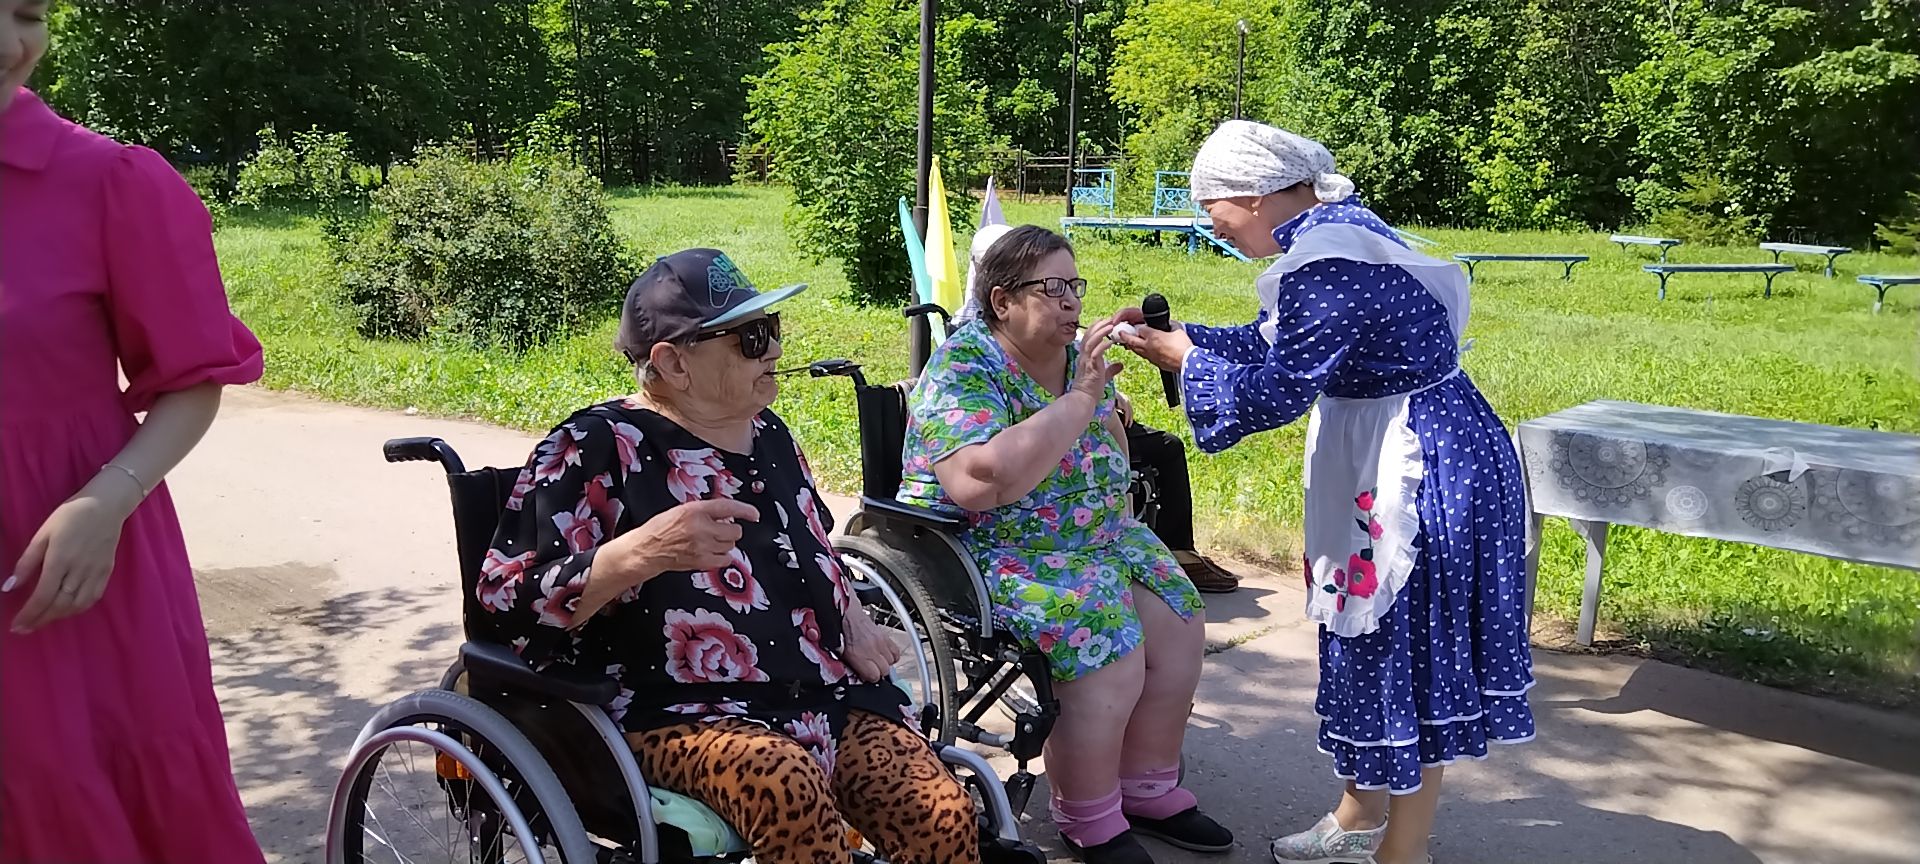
left=358, top=734, right=567, bottom=864
left=360, top=797, right=425, bottom=864
left=372, top=747, right=458, bottom=861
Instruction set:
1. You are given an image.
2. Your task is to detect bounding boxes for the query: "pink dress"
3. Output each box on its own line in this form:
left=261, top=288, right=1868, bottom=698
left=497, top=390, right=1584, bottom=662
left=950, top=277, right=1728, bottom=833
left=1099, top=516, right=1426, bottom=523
left=0, top=89, right=266, bottom=863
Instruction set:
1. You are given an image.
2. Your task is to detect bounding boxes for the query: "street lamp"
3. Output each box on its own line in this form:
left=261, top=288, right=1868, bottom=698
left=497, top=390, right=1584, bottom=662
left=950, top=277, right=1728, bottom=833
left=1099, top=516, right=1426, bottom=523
left=1064, top=0, right=1083, bottom=218
left=911, top=0, right=937, bottom=375
left=1234, top=19, right=1248, bottom=119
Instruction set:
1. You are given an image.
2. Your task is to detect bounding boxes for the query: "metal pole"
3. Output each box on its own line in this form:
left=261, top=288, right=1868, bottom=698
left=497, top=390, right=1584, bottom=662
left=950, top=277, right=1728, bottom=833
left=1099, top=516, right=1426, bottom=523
left=910, top=0, right=937, bottom=376
left=1064, top=0, right=1082, bottom=218
left=1235, top=19, right=1248, bottom=119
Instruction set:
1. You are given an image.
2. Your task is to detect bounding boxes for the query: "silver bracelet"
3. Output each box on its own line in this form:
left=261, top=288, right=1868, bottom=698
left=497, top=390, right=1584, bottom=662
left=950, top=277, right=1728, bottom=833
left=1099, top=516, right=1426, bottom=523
left=102, top=463, right=153, bottom=497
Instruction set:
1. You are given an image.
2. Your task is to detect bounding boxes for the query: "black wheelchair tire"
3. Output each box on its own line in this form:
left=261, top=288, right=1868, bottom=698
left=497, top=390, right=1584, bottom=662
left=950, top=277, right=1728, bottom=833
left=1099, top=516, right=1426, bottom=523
left=835, top=534, right=962, bottom=746
left=331, top=688, right=597, bottom=864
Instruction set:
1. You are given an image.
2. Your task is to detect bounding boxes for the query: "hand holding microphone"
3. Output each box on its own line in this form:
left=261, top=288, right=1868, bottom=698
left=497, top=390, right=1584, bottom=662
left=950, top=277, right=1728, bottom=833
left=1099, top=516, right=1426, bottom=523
left=1109, top=294, right=1195, bottom=406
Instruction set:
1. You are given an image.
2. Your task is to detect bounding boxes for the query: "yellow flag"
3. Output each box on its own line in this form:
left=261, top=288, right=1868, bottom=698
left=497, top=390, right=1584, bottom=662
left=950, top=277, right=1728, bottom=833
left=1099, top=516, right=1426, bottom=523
left=925, top=156, right=964, bottom=323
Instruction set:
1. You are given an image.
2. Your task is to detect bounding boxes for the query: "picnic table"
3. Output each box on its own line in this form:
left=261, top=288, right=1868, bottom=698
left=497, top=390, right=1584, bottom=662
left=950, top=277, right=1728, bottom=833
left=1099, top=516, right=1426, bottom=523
left=1454, top=253, right=1588, bottom=282
left=1609, top=234, right=1683, bottom=262
left=1643, top=263, right=1793, bottom=300
left=1858, top=275, right=1920, bottom=313
left=1517, top=400, right=1920, bottom=645
left=1761, top=242, right=1852, bottom=278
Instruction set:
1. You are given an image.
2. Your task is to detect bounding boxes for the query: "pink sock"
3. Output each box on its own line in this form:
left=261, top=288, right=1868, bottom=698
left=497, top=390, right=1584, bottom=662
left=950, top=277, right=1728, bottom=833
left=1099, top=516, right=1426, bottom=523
left=1120, top=766, right=1197, bottom=819
left=1051, top=788, right=1129, bottom=848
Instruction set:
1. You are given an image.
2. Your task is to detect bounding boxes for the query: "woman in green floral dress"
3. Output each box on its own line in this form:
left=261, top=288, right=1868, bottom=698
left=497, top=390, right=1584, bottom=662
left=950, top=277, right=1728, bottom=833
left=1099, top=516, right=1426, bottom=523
left=900, top=226, right=1230, bottom=864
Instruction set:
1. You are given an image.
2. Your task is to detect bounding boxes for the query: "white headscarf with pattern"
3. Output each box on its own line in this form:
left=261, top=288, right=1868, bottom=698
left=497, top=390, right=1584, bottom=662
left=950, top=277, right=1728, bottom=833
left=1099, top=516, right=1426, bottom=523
left=1190, top=120, right=1355, bottom=204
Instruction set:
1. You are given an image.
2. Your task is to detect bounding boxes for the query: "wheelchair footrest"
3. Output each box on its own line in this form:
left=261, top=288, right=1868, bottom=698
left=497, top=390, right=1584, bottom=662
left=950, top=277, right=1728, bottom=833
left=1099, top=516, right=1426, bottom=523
left=1004, top=771, right=1037, bottom=817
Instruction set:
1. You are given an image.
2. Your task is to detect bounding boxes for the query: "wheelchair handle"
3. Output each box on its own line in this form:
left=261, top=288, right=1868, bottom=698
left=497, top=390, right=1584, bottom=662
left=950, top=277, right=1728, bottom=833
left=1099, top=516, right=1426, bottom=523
left=902, top=302, right=952, bottom=335
left=381, top=437, right=467, bottom=474
left=805, top=358, right=869, bottom=388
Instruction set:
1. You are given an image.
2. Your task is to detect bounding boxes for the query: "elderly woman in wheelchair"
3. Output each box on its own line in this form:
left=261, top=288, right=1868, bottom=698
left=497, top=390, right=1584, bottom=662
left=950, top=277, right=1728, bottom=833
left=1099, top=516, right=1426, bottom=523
left=328, top=245, right=1036, bottom=864
left=460, top=249, right=982, bottom=864
left=898, top=226, right=1231, bottom=863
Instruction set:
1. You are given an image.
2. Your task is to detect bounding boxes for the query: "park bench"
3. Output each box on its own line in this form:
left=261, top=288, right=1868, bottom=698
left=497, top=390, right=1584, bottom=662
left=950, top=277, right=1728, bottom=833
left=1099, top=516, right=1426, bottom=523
left=1858, top=274, right=1920, bottom=313
left=1517, top=400, right=1920, bottom=645
left=1760, top=242, right=1851, bottom=278
left=1609, top=234, right=1682, bottom=262
left=1453, top=253, right=1588, bottom=283
left=1070, top=167, right=1116, bottom=218
left=1643, top=263, right=1793, bottom=300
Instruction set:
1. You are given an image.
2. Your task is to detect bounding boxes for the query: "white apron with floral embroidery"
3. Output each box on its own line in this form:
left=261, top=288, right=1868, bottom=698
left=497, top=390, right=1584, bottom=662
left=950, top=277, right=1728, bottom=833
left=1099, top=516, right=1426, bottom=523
left=1257, top=222, right=1470, bottom=638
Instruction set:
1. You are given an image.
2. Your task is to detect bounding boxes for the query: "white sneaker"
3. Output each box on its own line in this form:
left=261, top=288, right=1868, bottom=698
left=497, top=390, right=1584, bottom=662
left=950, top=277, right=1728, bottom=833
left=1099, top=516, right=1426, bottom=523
left=1269, top=813, right=1385, bottom=864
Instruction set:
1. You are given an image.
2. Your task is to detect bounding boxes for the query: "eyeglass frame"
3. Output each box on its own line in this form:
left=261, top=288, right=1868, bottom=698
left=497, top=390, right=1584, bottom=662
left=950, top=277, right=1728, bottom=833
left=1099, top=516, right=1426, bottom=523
left=690, top=311, right=782, bottom=359
left=1010, top=276, right=1090, bottom=299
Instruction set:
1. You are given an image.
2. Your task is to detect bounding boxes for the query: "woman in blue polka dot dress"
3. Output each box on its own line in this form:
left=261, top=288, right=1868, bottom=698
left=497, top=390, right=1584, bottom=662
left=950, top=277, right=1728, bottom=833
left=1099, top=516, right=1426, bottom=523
left=1113, top=121, right=1534, bottom=864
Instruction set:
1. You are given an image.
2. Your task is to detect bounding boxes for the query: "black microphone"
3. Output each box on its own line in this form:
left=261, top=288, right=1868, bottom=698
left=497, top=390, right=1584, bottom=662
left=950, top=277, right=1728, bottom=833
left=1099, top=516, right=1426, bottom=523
left=1142, top=293, right=1180, bottom=407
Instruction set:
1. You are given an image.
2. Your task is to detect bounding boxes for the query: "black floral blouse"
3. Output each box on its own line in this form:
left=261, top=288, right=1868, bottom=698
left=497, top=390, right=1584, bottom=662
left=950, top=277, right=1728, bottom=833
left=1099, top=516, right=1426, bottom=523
left=479, top=398, right=911, bottom=772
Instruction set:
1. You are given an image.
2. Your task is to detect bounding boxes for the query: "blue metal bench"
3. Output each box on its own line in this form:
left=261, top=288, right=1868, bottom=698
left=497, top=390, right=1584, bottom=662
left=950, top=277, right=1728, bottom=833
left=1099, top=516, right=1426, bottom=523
left=1070, top=168, right=1115, bottom=217
left=1643, top=263, right=1794, bottom=300
left=1609, top=234, right=1683, bottom=263
left=1152, top=171, right=1197, bottom=216
left=1453, top=253, right=1588, bottom=282
left=1760, top=242, right=1851, bottom=278
left=1858, top=274, right=1920, bottom=313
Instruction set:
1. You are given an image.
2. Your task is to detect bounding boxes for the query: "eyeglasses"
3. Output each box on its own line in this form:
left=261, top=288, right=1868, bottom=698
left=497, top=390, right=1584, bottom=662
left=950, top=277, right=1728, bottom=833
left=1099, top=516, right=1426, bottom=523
left=692, top=312, right=781, bottom=359
left=1012, top=277, right=1089, bottom=299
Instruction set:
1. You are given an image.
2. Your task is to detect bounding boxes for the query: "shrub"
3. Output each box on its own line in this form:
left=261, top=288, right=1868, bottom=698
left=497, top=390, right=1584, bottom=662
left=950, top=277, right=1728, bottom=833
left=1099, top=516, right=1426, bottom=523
left=177, top=164, right=233, bottom=202
left=1874, top=191, right=1920, bottom=255
left=1647, top=172, right=1760, bottom=247
left=236, top=125, right=369, bottom=210
left=332, top=147, right=634, bottom=352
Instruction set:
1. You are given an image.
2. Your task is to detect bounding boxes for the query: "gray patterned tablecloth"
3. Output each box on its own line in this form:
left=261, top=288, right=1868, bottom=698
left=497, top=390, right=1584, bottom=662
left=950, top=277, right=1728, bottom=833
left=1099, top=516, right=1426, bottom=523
left=1516, top=401, right=1920, bottom=571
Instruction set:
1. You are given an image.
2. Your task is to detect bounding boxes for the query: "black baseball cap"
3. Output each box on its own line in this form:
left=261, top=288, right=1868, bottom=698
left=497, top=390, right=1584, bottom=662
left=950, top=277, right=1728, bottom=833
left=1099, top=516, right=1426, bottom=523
left=614, top=249, right=807, bottom=361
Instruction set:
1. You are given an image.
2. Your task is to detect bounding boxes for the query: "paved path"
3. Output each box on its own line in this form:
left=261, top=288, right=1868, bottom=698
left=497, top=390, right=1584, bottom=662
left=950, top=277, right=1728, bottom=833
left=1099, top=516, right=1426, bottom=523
left=176, top=387, right=1920, bottom=863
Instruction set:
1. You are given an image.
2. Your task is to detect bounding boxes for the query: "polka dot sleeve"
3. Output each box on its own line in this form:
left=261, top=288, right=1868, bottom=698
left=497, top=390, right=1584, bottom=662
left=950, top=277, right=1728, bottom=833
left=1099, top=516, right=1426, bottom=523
left=1185, top=318, right=1268, bottom=364
left=1180, top=258, right=1372, bottom=453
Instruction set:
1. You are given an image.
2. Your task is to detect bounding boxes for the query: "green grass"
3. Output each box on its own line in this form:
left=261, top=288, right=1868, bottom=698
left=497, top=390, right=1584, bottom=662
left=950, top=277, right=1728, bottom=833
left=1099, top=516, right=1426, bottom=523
left=215, top=186, right=1920, bottom=707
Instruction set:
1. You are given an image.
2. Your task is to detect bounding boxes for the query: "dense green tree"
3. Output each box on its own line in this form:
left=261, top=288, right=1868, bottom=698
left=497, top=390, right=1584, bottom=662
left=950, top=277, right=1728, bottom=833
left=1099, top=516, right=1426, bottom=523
left=745, top=0, right=999, bottom=303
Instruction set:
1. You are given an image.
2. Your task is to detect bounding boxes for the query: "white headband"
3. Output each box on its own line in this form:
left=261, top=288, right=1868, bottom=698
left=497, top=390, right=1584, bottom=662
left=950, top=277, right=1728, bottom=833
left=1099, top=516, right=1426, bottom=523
left=1190, top=120, right=1355, bottom=204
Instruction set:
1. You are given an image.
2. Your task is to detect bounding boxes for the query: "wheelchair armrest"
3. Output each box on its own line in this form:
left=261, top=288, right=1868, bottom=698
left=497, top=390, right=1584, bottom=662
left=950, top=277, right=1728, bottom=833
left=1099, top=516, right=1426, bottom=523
left=859, top=496, right=968, bottom=533
left=460, top=641, right=621, bottom=707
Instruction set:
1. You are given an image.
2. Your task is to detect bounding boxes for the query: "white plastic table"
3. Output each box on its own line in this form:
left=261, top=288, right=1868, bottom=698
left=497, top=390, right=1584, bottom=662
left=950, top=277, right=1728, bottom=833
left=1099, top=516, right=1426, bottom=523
left=1516, top=401, right=1920, bottom=645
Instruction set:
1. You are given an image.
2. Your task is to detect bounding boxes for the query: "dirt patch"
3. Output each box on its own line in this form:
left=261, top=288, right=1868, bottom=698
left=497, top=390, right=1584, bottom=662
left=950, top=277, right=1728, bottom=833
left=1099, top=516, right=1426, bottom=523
left=195, top=562, right=341, bottom=635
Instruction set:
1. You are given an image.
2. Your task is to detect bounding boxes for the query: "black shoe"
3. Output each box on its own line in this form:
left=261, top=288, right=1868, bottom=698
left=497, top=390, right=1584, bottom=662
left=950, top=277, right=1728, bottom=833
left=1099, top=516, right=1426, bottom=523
left=1129, top=807, right=1234, bottom=853
left=1061, top=829, right=1156, bottom=864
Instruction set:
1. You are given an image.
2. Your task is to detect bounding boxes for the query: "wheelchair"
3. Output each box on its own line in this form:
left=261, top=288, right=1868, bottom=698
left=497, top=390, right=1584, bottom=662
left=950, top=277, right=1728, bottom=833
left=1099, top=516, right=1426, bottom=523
left=322, top=431, right=1045, bottom=863
left=812, top=304, right=1168, bottom=818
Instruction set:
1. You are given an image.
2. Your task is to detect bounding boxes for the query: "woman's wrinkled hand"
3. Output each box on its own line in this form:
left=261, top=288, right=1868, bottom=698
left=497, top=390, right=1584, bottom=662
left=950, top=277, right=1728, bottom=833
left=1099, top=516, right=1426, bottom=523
left=1071, top=315, right=1126, bottom=401
left=840, top=602, right=903, bottom=683
left=603, top=498, right=760, bottom=588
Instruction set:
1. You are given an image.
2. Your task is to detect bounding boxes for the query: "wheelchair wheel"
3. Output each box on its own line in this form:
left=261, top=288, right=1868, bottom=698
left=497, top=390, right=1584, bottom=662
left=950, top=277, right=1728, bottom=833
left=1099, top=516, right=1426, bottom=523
left=327, top=688, right=598, bottom=864
left=837, top=534, right=960, bottom=744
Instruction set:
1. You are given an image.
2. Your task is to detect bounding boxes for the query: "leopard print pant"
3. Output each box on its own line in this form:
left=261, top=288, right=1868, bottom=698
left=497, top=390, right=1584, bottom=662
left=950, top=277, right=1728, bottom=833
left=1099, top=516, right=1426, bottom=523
left=628, top=710, right=979, bottom=864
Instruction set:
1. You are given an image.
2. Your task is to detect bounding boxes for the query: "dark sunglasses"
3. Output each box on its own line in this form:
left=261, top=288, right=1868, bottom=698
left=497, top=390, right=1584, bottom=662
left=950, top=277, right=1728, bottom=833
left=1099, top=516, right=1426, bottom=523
left=692, top=312, right=781, bottom=359
left=1013, top=276, right=1089, bottom=299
